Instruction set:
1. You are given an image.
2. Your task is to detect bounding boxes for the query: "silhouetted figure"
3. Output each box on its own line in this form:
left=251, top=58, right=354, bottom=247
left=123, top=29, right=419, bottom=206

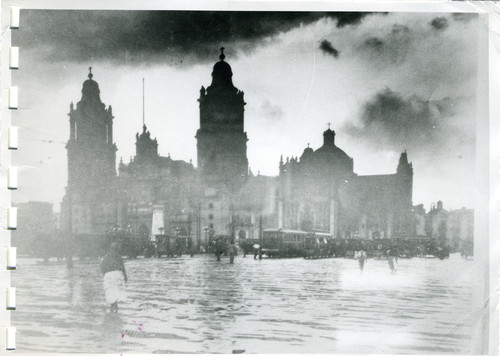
left=357, top=250, right=367, bottom=272
left=387, top=249, right=396, bottom=273
left=258, top=247, right=263, bottom=260
left=66, top=253, right=73, bottom=269
left=101, top=242, right=127, bottom=313
left=228, top=243, right=236, bottom=264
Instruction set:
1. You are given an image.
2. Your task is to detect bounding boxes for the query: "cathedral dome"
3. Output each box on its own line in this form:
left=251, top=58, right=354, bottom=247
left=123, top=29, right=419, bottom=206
left=312, top=127, right=353, bottom=173
left=81, top=67, right=102, bottom=103
left=210, top=47, right=234, bottom=88
left=300, top=144, right=314, bottom=161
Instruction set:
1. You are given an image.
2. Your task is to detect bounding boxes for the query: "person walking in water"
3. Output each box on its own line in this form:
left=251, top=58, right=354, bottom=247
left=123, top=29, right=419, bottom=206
left=387, top=249, right=396, bottom=273
left=101, top=241, right=127, bottom=313
left=228, top=242, right=236, bottom=264
left=358, top=249, right=367, bottom=273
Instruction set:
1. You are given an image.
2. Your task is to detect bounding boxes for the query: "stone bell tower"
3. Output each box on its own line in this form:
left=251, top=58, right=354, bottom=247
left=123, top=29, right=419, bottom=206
left=62, top=68, right=117, bottom=235
left=196, top=48, right=248, bottom=189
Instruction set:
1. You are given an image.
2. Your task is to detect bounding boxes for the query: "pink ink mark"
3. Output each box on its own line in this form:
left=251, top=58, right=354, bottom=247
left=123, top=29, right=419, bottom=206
left=121, top=333, right=124, bottom=338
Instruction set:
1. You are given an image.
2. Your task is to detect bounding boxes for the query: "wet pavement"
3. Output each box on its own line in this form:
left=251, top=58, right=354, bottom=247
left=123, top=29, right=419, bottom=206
left=12, top=253, right=474, bottom=354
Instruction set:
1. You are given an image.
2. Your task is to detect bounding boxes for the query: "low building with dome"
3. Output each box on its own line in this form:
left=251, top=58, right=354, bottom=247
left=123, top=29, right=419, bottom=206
left=277, top=128, right=413, bottom=239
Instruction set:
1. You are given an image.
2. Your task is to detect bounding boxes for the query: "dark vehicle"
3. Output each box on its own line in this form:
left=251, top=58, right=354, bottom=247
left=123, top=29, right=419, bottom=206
left=240, top=238, right=260, bottom=255
left=262, top=229, right=307, bottom=257
left=154, top=235, right=186, bottom=257
left=106, top=230, right=149, bottom=259
left=304, top=232, right=334, bottom=258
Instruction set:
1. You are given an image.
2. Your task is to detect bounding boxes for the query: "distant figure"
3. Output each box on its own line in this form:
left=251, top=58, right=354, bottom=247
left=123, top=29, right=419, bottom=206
left=258, top=246, right=263, bottom=260
left=358, top=250, right=367, bottom=272
left=387, top=249, right=396, bottom=273
left=101, top=242, right=127, bottom=313
left=253, top=244, right=260, bottom=260
left=228, top=243, right=236, bottom=264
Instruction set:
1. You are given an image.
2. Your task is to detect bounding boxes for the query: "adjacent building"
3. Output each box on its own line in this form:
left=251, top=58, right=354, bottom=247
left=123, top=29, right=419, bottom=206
left=278, top=129, right=413, bottom=239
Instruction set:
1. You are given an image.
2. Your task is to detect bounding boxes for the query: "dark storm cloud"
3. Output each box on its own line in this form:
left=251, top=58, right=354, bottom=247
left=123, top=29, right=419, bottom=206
left=391, top=24, right=410, bottom=35
left=319, top=40, right=339, bottom=58
left=452, top=13, right=476, bottom=23
left=358, top=24, right=411, bottom=64
left=15, top=10, right=373, bottom=65
left=342, top=88, right=474, bottom=154
left=364, top=37, right=384, bottom=51
left=430, top=17, right=449, bottom=31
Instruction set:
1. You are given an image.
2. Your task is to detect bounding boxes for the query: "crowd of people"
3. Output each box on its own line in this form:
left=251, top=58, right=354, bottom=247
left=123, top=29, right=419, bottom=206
left=99, top=235, right=458, bottom=312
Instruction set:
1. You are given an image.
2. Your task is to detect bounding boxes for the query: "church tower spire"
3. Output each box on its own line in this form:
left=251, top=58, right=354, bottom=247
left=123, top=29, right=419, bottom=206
left=63, top=68, right=118, bottom=235
left=196, top=48, right=248, bottom=187
left=67, top=68, right=116, bottom=186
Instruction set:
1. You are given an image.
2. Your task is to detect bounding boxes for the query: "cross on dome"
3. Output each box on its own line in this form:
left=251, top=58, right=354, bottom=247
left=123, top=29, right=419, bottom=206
left=88, top=66, right=93, bottom=79
left=219, top=47, right=225, bottom=61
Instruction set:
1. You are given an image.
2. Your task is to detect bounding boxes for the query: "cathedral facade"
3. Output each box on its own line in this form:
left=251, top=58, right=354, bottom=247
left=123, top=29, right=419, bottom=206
left=61, top=52, right=414, bottom=251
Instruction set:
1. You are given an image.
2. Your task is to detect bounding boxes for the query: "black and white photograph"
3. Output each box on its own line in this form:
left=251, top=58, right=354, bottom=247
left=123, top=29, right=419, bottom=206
left=3, top=1, right=496, bottom=354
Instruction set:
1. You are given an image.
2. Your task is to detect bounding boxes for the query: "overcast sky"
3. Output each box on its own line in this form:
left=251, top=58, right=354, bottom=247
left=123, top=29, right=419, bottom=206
left=12, top=10, right=482, bottom=212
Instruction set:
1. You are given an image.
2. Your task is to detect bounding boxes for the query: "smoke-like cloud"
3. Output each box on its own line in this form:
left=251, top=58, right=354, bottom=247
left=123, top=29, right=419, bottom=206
left=364, top=37, right=384, bottom=51
left=261, top=100, right=285, bottom=120
left=342, top=88, right=475, bottom=155
left=451, top=13, right=475, bottom=23
left=391, top=24, right=410, bottom=35
left=319, top=39, right=339, bottom=57
left=15, top=10, right=373, bottom=66
left=430, top=17, right=449, bottom=31
left=357, top=23, right=412, bottom=65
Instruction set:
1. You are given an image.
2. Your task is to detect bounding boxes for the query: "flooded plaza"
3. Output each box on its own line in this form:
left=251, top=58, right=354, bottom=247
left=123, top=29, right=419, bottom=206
left=12, top=253, right=475, bottom=354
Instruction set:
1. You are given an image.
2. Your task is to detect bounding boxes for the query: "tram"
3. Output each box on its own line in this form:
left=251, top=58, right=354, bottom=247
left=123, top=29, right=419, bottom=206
left=262, top=229, right=308, bottom=257
left=304, top=232, right=334, bottom=258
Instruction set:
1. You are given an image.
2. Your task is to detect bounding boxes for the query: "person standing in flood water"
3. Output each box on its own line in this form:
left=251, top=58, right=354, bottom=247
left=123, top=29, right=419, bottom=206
left=101, top=241, right=127, bottom=313
left=387, top=249, right=396, bottom=273
left=228, top=242, right=236, bottom=264
left=358, top=249, right=367, bottom=273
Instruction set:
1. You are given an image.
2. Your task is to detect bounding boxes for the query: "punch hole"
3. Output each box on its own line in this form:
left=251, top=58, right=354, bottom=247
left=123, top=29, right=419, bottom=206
left=6, top=327, right=16, bottom=350
left=9, top=47, right=19, bottom=69
left=7, top=208, right=17, bottom=230
left=9, top=7, right=20, bottom=29
left=8, top=127, right=18, bottom=149
left=8, top=167, right=17, bottom=190
left=8, top=87, right=18, bottom=109
left=7, top=247, right=16, bottom=270
left=6, top=288, right=16, bottom=310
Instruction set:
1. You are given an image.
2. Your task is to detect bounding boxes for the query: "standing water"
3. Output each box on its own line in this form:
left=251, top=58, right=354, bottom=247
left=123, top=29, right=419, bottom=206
left=13, top=253, right=473, bottom=354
